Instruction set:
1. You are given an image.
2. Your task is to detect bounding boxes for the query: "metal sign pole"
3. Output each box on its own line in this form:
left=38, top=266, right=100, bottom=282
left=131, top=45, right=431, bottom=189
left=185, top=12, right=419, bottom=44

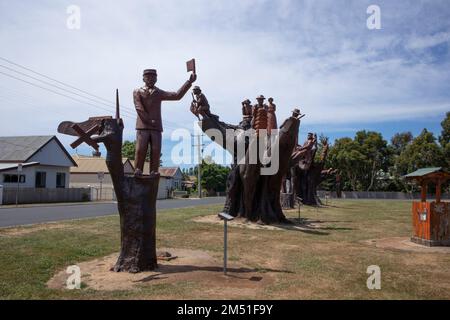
left=97, top=172, right=104, bottom=201
left=224, top=219, right=227, bottom=275
left=218, top=212, right=234, bottom=276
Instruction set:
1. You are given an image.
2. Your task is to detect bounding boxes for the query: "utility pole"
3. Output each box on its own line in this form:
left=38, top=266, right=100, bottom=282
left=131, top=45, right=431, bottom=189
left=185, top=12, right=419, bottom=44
left=192, top=134, right=204, bottom=198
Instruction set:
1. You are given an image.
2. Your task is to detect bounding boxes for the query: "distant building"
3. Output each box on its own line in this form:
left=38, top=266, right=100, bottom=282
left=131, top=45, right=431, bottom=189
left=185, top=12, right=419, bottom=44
left=70, top=156, right=181, bottom=199
left=70, top=155, right=134, bottom=188
left=0, top=135, right=76, bottom=189
left=149, top=166, right=184, bottom=190
left=138, top=163, right=184, bottom=197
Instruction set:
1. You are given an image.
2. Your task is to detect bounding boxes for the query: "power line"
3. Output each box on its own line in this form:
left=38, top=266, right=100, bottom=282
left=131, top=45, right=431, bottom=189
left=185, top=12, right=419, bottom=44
left=0, top=56, right=195, bottom=130
left=0, top=56, right=116, bottom=106
left=0, top=63, right=129, bottom=113
left=0, top=70, right=135, bottom=121
left=0, top=57, right=137, bottom=117
left=0, top=91, right=68, bottom=117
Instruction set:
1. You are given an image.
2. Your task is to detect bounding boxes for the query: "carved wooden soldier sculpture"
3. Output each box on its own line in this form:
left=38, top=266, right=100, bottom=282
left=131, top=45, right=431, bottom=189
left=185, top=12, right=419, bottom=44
left=133, top=68, right=196, bottom=175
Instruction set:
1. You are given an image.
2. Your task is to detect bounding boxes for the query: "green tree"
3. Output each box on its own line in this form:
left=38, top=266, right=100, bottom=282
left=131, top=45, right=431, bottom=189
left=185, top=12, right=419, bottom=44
left=439, top=112, right=450, bottom=170
left=121, top=140, right=136, bottom=160
left=354, top=130, right=392, bottom=191
left=328, top=137, right=365, bottom=191
left=391, top=132, right=413, bottom=155
left=120, top=140, right=161, bottom=165
left=328, top=131, right=391, bottom=191
left=395, top=129, right=444, bottom=175
left=200, top=159, right=230, bottom=195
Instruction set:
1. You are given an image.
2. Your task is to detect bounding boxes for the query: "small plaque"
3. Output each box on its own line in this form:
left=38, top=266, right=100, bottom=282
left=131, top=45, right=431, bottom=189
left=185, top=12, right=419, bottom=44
left=418, top=209, right=427, bottom=221
left=218, top=212, right=234, bottom=221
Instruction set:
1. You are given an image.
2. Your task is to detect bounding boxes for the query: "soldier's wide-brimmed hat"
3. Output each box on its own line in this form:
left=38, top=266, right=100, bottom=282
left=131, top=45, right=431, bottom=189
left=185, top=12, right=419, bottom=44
left=292, top=108, right=301, bottom=116
left=256, top=95, right=265, bottom=100
left=143, top=69, right=157, bottom=76
left=243, top=99, right=251, bottom=104
left=193, top=86, right=201, bottom=91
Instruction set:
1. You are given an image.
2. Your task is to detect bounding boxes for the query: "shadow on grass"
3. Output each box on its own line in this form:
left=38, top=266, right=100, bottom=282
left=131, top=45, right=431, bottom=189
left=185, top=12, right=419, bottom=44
left=272, top=218, right=355, bottom=235
left=137, top=265, right=293, bottom=283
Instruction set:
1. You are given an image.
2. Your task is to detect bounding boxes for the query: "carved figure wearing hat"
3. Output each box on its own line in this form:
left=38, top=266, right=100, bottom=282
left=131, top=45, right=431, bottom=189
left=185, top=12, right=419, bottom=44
left=133, top=68, right=196, bottom=175
left=252, top=95, right=268, bottom=134
left=190, top=86, right=211, bottom=120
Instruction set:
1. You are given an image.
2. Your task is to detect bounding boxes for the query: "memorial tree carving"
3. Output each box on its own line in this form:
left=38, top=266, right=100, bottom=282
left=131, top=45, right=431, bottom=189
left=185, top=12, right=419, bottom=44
left=57, top=61, right=197, bottom=273
left=190, top=92, right=302, bottom=224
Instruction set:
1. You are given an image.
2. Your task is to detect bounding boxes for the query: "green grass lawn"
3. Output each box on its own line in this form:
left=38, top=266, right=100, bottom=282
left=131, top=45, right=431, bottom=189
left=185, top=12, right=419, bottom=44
left=1, top=199, right=449, bottom=299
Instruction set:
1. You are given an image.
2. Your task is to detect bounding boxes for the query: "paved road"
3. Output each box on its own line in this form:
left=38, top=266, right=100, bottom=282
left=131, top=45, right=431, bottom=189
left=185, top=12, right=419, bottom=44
left=0, top=197, right=225, bottom=228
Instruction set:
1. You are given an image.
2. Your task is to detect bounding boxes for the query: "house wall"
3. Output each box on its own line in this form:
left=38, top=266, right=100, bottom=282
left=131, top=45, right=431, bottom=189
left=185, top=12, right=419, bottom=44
left=157, top=177, right=172, bottom=199
left=70, top=173, right=171, bottom=200
left=0, top=165, right=70, bottom=189
left=169, top=168, right=183, bottom=190
left=124, top=161, right=134, bottom=174
left=0, top=166, right=36, bottom=188
left=29, top=138, right=74, bottom=167
left=70, top=173, right=113, bottom=188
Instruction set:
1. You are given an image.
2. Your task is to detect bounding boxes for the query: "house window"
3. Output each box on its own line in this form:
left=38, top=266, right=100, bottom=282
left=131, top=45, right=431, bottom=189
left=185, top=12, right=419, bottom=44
left=35, top=172, right=46, bottom=188
left=3, top=174, right=26, bottom=183
left=56, top=172, right=66, bottom=188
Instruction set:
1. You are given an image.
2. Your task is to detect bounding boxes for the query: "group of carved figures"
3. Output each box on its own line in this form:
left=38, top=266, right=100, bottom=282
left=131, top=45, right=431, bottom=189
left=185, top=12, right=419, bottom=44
left=190, top=90, right=278, bottom=136
left=189, top=85, right=336, bottom=208
left=282, top=133, right=338, bottom=206
left=191, top=88, right=337, bottom=222
left=56, top=62, right=337, bottom=273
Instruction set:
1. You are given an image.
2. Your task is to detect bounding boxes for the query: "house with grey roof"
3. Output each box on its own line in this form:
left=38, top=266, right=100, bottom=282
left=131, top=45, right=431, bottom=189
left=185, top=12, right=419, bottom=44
left=0, top=135, right=76, bottom=189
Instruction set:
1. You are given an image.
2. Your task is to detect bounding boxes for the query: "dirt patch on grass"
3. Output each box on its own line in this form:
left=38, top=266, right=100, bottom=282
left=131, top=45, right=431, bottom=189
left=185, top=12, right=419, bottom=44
left=47, top=248, right=278, bottom=298
left=0, top=223, right=69, bottom=237
left=193, top=214, right=325, bottom=232
left=362, top=237, right=450, bottom=254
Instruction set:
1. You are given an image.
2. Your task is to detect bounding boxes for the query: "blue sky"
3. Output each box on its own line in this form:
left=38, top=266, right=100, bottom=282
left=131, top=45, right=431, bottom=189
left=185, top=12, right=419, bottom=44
left=0, top=0, right=449, bottom=167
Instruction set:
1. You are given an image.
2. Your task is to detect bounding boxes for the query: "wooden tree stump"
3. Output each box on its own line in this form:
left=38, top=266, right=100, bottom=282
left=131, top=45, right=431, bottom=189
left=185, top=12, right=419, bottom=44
left=112, top=175, right=159, bottom=272
left=58, top=115, right=161, bottom=273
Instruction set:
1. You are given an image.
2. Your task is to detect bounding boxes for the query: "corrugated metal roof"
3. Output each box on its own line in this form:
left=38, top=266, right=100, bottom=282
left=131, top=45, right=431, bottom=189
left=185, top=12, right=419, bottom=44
left=403, top=167, right=444, bottom=178
left=0, top=136, right=53, bottom=161
left=127, top=161, right=179, bottom=178
left=71, top=155, right=131, bottom=173
left=158, top=167, right=180, bottom=177
left=72, top=156, right=181, bottom=178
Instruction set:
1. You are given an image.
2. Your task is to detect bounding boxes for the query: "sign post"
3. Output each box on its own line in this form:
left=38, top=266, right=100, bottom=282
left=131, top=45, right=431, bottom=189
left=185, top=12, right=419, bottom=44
left=218, top=212, right=234, bottom=275
left=97, top=172, right=104, bottom=201
left=296, top=196, right=302, bottom=221
left=16, top=164, right=22, bottom=207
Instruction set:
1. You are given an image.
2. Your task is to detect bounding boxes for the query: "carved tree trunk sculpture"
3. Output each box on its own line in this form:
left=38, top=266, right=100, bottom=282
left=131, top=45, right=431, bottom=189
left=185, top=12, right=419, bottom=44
left=290, top=142, right=334, bottom=206
left=58, top=116, right=160, bottom=273
left=198, top=113, right=300, bottom=224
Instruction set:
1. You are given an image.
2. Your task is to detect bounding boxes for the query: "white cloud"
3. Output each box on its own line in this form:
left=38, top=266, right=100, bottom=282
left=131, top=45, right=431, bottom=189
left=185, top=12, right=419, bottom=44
left=407, top=32, right=450, bottom=50
left=0, top=0, right=449, bottom=152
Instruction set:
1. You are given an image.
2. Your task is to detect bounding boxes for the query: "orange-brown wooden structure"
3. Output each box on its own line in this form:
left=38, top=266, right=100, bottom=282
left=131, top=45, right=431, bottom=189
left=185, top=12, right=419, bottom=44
left=404, top=167, right=450, bottom=246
